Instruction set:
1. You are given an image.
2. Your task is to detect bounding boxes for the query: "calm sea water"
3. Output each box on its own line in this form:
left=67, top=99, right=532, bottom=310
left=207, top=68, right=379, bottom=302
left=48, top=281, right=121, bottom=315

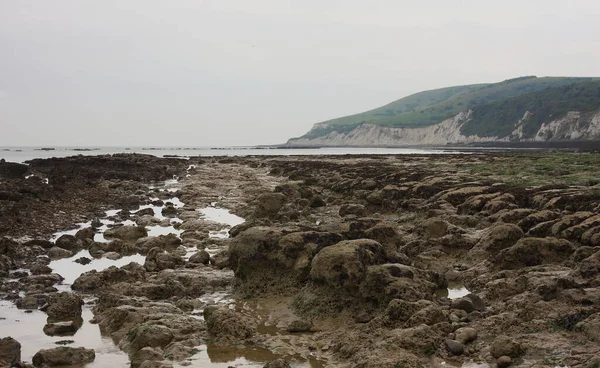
left=0, top=146, right=469, bottom=163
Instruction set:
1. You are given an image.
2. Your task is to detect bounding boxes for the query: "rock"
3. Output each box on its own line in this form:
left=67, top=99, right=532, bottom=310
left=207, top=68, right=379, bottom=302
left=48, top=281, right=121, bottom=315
left=75, top=227, right=95, bottom=241
left=144, top=247, right=185, bottom=272
left=477, top=223, right=523, bottom=254
left=128, top=324, right=174, bottom=352
left=497, top=237, right=576, bottom=269
left=205, top=307, right=254, bottom=341
left=454, top=327, right=477, bottom=344
left=386, top=299, right=428, bottom=322
left=407, top=304, right=446, bottom=326
left=445, top=339, right=464, bottom=355
left=161, top=205, right=178, bottom=217
left=0, top=337, right=21, bottom=366
left=577, top=250, right=600, bottom=278
left=339, top=204, right=367, bottom=217
left=420, top=217, right=449, bottom=239
left=497, top=356, right=512, bottom=368
left=55, top=234, right=80, bottom=251
left=464, top=293, right=485, bottom=312
left=46, top=292, right=84, bottom=320
left=309, top=195, right=326, bottom=208
left=490, top=335, right=525, bottom=358
left=286, top=319, right=313, bottom=333
left=366, top=190, right=383, bottom=205
left=104, top=252, right=122, bottom=260
left=131, top=346, right=165, bottom=368
left=254, top=193, right=286, bottom=218
left=310, top=239, right=387, bottom=290
left=47, top=246, right=73, bottom=260
left=136, top=208, right=156, bottom=217
left=136, top=234, right=182, bottom=252
left=32, top=347, right=95, bottom=367
left=450, top=297, right=475, bottom=313
left=188, top=250, right=210, bottom=265
left=518, top=210, right=560, bottom=231
left=104, top=225, right=148, bottom=241
left=551, top=212, right=594, bottom=236
left=43, top=321, right=79, bottom=336
left=74, top=257, right=92, bottom=265
left=264, top=359, right=291, bottom=368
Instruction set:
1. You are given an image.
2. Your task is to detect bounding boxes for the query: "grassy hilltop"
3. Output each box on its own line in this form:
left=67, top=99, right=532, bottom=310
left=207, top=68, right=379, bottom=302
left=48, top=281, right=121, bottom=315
left=299, top=76, right=600, bottom=141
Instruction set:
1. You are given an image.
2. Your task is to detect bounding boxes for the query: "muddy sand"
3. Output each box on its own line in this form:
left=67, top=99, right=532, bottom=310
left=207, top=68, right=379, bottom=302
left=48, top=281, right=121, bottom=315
left=1, top=152, right=600, bottom=368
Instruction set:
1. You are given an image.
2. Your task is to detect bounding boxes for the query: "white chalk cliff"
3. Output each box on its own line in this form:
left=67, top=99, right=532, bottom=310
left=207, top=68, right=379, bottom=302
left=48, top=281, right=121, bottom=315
left=287, top=109, right=600, bottom=147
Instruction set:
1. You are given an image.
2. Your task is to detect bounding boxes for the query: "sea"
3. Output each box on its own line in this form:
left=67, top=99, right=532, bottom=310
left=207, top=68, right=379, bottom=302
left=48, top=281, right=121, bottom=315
left=0, top=146, right=475, bottom=164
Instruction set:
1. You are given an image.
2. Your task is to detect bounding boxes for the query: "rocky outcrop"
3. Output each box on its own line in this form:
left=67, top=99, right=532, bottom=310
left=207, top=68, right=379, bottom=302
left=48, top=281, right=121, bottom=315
left=32, top=347, right=95, bottom=367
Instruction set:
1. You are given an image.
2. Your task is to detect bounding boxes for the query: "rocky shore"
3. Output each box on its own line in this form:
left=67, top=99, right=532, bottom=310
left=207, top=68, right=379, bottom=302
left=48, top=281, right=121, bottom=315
left=1, top=152, right=600, bottom=368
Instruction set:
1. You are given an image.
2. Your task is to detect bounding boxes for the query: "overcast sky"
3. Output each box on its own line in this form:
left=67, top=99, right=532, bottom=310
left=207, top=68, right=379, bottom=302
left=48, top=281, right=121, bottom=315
left=1, top=0, right=599, bottom=147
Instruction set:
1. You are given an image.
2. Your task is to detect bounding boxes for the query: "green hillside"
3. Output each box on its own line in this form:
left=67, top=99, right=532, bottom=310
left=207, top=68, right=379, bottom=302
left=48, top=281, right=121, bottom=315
left=461, top=80, right=600, bottom=138
left=300, top=76, right=599, bottom=140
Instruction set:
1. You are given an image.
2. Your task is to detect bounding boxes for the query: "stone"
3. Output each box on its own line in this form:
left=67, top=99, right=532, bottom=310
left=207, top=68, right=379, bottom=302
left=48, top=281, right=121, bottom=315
left=0, top=337, right=21, bottom=366
left=450, top=297, right=475, bottom=313
left=497, top=356, right=512, bottom=368
left=46, top=292, right=84, bottom=320
left=75, top=227, right=95, bottom=241
left=454, top=327, right=477, bottom=344
left=445, top=339, right=464, bottom=355
left=339, top=204, right=367, bottom=217
left=497, top=237, right=576, bottom=269
left=43, top=321, right=79, bottom=336
left=32, top=347, right=95, bottom=367
left=420, top=217, right=449, bottom=239
left=264, top=359, right=291, bottom=368
left=254, top=193, right=286, bottom=218
left=286, top=319, right=313, bottom=333
left=205, top=307, right=254, bottom=341
left=74, top=257, right=92, bottom=265
left=477, top=223, right=523, bottom=254
left=310, top=239, right=387, bottom=290
left=309, top=196, right=326, bottom=208
left=144, top=247, right=185, bottom=272
left=55, top=234, right=79, bottom=251
left=104, top=225, right=148, bottom=241
left=490, top=335, right=525, bottom=358
left=128, top=324, right=174, bottom=352
left=188, top=250, right=210, bottom=265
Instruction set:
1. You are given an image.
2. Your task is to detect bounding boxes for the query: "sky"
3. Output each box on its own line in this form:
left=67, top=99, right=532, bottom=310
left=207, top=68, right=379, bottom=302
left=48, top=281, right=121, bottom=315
left=1, top=0, right=599, bottom=147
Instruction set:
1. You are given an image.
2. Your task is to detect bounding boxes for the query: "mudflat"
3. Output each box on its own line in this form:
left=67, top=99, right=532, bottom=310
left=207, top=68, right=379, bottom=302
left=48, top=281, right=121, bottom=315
left=1, top=152, right=600, bottom=368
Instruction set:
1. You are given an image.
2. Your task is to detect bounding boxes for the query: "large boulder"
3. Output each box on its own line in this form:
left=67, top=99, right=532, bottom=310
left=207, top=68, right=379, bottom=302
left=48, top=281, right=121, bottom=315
left=228, top=227, right=342, bottom=293
left=104, top=225, right=148, bottom=241
left=518, top=210, right=560, bottom=231
left=136, top=234, right=182, bottom=253
left=45, top=292, right=84, bottom=320
left=490, top=335, right=525, bottom=359
left=310, top=239, right=387, bottom=291
left=204, top=307, right=254, bottom=342
left=497, top=237, right=576, bottom=269
left=339, top=204, right=367, bottom=218
left=144, top=247, right=185, bottom=272
left=128, top=324, right=174, bottom=352
left=476, top=223, right=523, bottom=254
left=0, top=337, right=21, bottom=366
left=420, top=217, right=449, bottom=239
left=72, top=262, right=146, bottom=291
left=253, top=193, right=286, bottom=218
left=577, top=250, right=600, bottom=279
left=32, top=347, right=95, bottom=367
left=55, top=234, right=80, bottom=251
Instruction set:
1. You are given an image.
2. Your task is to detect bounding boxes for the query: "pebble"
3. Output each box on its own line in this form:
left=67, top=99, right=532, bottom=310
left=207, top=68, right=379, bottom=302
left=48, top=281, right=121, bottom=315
left=497, top=355, right=512, bottom=368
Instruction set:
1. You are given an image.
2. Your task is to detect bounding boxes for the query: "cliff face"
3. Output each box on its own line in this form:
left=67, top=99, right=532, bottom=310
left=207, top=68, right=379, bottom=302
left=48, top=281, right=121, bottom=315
left=287, top=110, right=600, bottom=147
